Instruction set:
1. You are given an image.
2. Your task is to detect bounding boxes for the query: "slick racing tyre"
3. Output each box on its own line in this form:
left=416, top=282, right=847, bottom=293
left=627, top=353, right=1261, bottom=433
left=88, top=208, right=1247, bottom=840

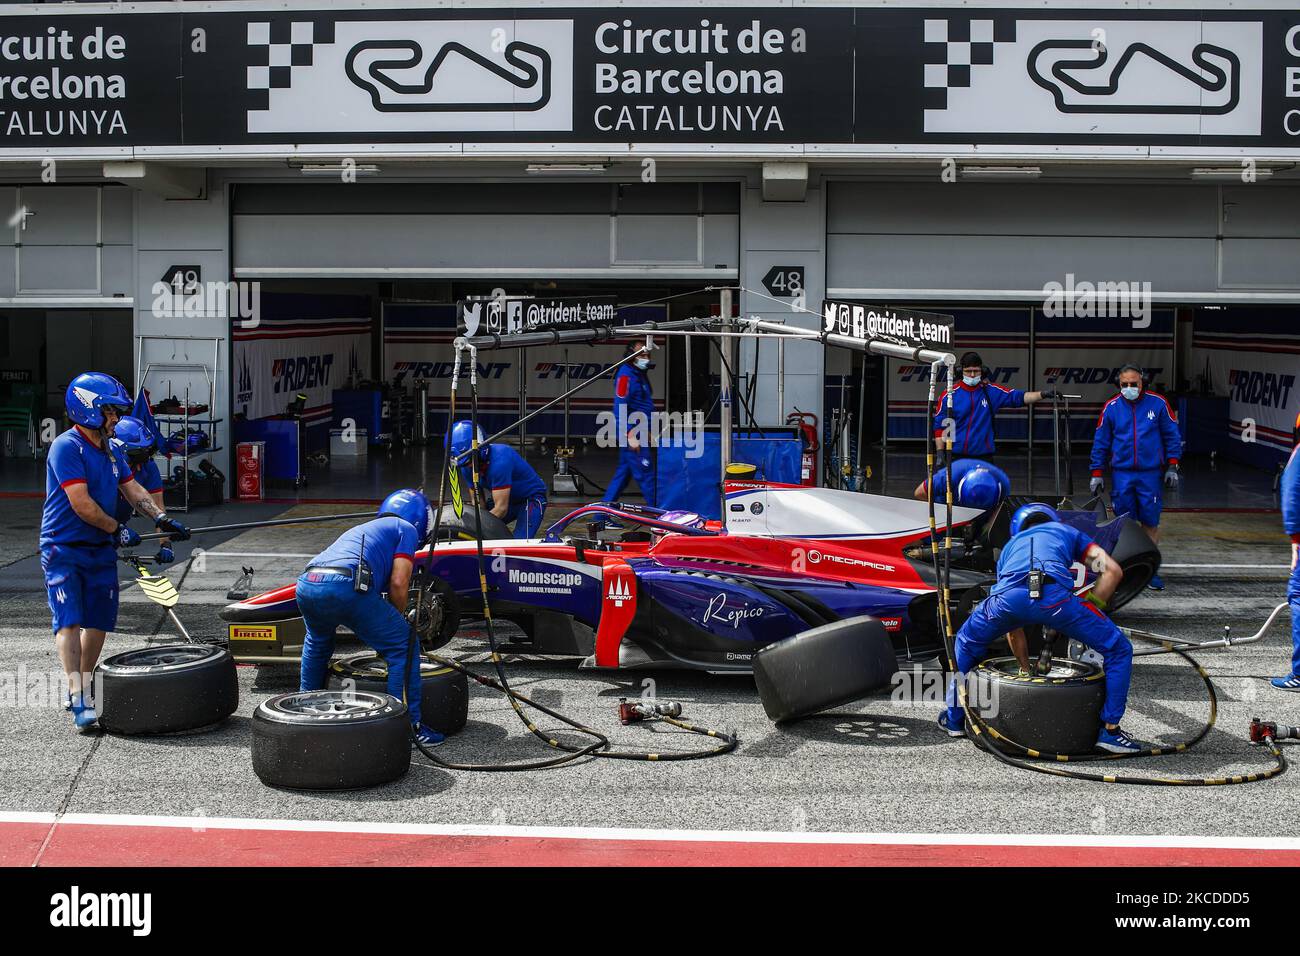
left=752, top=616, right=897, bottom=723
left=431, top=504, right=511, bottom=542
left=969, top=656, right=1105, bottom=756
left=96, top=644, right=238, bottom=735
left=252, top=690, right=411, bottom=790
left=328, top=653, right=468, bottom=736
left=1106, top=518, right=1161, bottom=611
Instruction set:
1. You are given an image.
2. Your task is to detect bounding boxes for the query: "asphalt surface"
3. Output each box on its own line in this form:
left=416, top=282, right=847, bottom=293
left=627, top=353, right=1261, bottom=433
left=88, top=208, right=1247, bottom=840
left=2, top=497, right=1298, bottom=838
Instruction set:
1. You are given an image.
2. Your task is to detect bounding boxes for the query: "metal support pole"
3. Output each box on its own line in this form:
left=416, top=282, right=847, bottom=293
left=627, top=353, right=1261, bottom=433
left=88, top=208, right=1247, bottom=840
left=518, top=346, right=527, bottom=451
left=719, top=288, right=734, bottom=513
left=685, top=327, right=694, bottom=417
left=562, top=346, right=571, bottom=452
left=777, top=335, right=785, bottom=423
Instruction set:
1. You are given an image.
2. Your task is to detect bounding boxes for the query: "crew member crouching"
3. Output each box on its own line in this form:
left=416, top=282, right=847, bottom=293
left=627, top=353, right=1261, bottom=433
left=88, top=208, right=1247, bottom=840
left=111, top=415, right=173, bottom=566
left=940, top=503, right=1141, bottom=753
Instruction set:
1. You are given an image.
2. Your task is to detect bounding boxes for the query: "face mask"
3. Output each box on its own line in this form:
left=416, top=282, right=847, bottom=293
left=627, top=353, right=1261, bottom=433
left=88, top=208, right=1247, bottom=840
left=962, top=374, right=982, bottom=387
left=635, top=358, right=651, bottom=370
left=1121, top=385, right=1141, bottom=401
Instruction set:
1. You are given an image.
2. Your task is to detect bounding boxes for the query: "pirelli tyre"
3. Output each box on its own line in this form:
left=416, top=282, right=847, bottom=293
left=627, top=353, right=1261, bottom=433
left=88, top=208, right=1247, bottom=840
left=252, top=690, right=411, bottom=791
left=96, top=644, right=238, bottom=735
left=431, top=505, right=511, bottom=542
left=970, top=656, right=1105, bottom=756
left=752, top=616, right=897, bottom=723
left=1106, top=518, right=1162, bottom=611
left=328, top=653, right=468, bottom=736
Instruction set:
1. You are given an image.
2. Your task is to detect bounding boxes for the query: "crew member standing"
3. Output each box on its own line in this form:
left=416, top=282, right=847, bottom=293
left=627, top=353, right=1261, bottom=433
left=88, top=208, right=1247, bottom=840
left=449, top=421, right=548, bottom=538
left=41, top=373, right=191, bottom=730
left=1089, top=364, right=1182, bottom=590
left=933, top=351, right=1056, bottom=460
left=602, top=341, right=657, bottom=507
left=111, top=415, right=173, bottom=566
left=1270, top=414, right=1300, bottom=690
left=297, top=488, right=443, bottom=746
left=940, top=503, right=1139, bottom=753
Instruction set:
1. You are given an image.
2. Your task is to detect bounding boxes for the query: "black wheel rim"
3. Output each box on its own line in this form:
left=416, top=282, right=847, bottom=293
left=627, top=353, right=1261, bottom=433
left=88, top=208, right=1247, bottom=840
left=337, top=654, right=442, bottom=680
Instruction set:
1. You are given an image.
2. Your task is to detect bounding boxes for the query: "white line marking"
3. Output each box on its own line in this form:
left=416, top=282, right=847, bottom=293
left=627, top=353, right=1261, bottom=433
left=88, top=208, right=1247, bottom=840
left=2, top=810, right=1298, bottom=851
left=197, top=552, right=315, bottom=559
left=1162, top=563, right=1289, bottom=569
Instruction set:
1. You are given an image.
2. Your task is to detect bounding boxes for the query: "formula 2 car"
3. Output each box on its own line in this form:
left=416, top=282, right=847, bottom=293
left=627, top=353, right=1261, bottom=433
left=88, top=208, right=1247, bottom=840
left=220, top=482, right=1160, bottom=671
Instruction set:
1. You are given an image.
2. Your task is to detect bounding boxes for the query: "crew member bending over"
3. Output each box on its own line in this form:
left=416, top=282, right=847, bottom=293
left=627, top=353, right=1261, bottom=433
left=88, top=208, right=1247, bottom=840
left=450, top=420, right=548, bottom=538
left=297, top=489, right=443, bottom=747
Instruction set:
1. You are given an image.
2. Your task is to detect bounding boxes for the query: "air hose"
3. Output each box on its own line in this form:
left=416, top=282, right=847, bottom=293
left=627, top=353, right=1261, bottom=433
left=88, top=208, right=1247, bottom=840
left=925, top=362, right=1285, bottom=785
left=410, top=344, right=737, bottom=772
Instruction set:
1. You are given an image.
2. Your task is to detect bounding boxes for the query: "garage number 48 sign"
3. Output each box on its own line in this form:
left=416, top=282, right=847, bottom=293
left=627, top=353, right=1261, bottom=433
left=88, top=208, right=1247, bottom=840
left=762, top=266, right=804, bottom=299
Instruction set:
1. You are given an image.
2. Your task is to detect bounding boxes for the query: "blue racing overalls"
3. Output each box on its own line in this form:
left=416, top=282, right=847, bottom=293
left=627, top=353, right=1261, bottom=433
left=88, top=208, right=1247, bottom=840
left=1090, top=390, right=1182, bottom=528
left=459, top=443, right=548, bottom=538
left=602, top=363, right=657, bottom=506
left=1281, top=444, right=1300, bottom=677
left=297, top=516, right=424, bottom=724
left=945, top=521, right=1133, bottom=728
left=932, top=382, right=1025, bottom=458
left=40, top=427, right=132, bottom=633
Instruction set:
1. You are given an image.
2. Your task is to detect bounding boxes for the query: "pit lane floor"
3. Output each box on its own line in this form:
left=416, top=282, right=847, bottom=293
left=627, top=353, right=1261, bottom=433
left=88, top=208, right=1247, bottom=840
left=2, top=500, right=1299, bottom=865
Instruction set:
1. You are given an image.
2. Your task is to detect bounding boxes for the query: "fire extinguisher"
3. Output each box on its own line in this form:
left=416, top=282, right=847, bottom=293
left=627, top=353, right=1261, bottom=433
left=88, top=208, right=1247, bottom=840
left=786, top=409, right=819, bottom=487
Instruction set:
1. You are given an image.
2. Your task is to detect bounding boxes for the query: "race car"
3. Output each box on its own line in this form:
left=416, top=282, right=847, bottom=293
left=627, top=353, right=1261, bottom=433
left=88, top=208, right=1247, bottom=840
left=220, top=482, right=1160, bottom=672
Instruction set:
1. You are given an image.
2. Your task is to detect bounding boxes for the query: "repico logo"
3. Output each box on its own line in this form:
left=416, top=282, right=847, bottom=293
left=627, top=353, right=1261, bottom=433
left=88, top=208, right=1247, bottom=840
left=272, top=354, right=334, bottom=394
left=1043, top=366, right=1165, bottom=386
left=898, top=365, right=1019, bottom=385
left=391, top=361, right=509, bottom=385
left=1230, top=370, right=1296, bottom=409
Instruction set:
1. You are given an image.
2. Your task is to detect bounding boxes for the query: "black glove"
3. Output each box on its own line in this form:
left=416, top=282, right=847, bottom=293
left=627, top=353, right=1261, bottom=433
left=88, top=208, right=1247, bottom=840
left=114, top=523, right=141, bottom=549
left=155, top=544, right=175, bottom=565
left=1040, top=388, right=1060, bottom=400
left=155, top=513, right=191, bottom=541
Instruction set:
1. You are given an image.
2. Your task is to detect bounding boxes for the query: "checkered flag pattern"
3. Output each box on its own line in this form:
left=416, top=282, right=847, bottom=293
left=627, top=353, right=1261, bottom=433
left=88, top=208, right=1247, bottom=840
left=246, top=20, right=335, bottom=98
left=923, top=17, right=1016, bottom=108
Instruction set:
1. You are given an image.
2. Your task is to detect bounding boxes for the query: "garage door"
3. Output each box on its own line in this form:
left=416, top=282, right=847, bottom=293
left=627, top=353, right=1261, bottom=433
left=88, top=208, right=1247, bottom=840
left=232, top=181, right=739, bottom=281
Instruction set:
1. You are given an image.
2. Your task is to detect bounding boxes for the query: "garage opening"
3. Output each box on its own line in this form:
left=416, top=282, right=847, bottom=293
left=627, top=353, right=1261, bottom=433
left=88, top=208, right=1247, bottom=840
left=228, top=180, right=740, bottom=503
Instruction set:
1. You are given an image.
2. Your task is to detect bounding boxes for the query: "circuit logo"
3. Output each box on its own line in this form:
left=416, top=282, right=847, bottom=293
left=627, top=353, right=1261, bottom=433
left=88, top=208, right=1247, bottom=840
left=1043, top=366, right=1165, bottom=386
left=897, top=365, right=1018, bottom=384
left=392, top=361, right=509, bottom=385
left=1229, top=369, right=1295, bottom=409
left=272, top=354, right=334, bottom=393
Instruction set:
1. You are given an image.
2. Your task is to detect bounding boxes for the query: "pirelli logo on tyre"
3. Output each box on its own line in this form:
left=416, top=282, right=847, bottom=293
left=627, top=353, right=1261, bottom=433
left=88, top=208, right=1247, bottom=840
left=229, top=625, right=277, bottom=641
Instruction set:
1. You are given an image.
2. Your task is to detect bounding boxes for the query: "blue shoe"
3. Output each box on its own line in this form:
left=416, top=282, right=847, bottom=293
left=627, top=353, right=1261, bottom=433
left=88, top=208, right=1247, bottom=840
left=70, top=695, right=97, bottom=731
left=938, top=710, right=966, bottom=738
left=413, top=724, right=445, bottom=748
left=1148, top=574, right=1165, bottom=591
left=1096, top=725, right=1144, bottom=754
left=1270, top=675, right=1300, bottom=691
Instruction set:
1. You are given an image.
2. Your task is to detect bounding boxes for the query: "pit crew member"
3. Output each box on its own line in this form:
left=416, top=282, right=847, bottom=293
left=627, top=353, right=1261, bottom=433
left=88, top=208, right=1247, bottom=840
left=913, top=457, right=1011, bottom=511
left=1270, top=418, right=1300, bottom=691
left=933, top=351, right=1056, bottom=460
left=450, top=420, right=548, bottom=538
left=297, top=488, right=443, bottom=747
left=1088, top=364, right=1182, bottom=591
left=111, top=415, right=173, bottom=566
left=940, top=503, right=1140, bottom=754
left=602, top=340, right=658, bottom=507
left=41, top=373, right=191, bottom=731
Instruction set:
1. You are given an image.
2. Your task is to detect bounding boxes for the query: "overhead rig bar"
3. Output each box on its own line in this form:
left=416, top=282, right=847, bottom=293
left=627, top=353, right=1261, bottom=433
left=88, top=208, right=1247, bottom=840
left=741, top=317, right=956, bottom=366
left=454, top=317, right=709, bottom=352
